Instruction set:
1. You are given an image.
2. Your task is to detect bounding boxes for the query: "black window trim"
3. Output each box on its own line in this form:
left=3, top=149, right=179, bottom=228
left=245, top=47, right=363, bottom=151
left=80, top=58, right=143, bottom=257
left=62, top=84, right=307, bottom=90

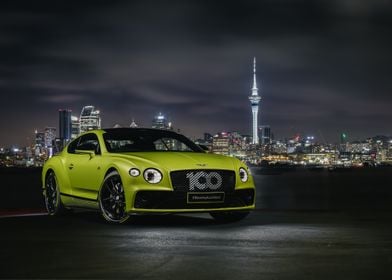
left=67, top=133, right=101, bottom=155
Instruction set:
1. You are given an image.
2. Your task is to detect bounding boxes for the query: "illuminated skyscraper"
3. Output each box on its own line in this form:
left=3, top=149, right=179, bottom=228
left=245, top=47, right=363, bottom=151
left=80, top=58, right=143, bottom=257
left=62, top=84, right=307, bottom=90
left=59, top=109, right=72, bottom=142
left=34, top=130, right=45, bottom=157
left=44, top=127, right=56, bottom=148
left=71, top=115, right=80, bottom=139
left=152, top=112, right=172, bottom=130
left=79, top=105, right=101, bottom=133
left=259, top=125, right=271, bottom=144
left=35, top=130, right=45, bottom=147
left=212, top=132, right=230, bottom=155
left=249, top=57, right=261, bottom=144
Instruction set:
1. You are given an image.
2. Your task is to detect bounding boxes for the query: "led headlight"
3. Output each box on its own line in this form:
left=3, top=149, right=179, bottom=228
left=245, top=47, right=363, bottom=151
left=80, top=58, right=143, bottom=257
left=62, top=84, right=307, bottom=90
left=143, top=168, right=162, bottom=184
left=129, top=168, right=140, bottom=177
left=239, top=167, right=248, bottom=182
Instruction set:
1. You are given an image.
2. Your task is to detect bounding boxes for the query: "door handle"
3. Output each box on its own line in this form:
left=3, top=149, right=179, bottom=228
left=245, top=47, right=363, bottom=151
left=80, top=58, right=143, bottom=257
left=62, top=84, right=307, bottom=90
left=68, top=164, right=74, bottom=170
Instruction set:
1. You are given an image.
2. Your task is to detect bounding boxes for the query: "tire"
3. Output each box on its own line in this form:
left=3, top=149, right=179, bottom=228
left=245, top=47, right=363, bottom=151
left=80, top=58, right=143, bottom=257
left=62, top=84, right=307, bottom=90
left=44, top=171, right=67, bottom=215
left=210, top=211, right=250, bottom=223
left=99, top=171, right=130, bottom=223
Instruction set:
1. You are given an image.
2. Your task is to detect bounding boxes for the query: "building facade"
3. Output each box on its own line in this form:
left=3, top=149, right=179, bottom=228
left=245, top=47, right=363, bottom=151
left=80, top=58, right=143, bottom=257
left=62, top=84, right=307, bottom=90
left=44, top=127, right=56, bottom=148
left=79, top=106, right=101, bottom=133
left=71, top=115, right=80, bottom=139
left=59, top=109, right=72, bottom=142
left=152, top=112, right=172, bottom=130
left=259, top=125, right=271, bottom=144
left=212, top=132, right=230, bottom=155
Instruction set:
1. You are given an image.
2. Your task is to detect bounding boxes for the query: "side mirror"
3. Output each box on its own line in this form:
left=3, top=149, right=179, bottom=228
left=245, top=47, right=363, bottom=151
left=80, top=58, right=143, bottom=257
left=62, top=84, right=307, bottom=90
left=75, top=149, right=95, bottom=158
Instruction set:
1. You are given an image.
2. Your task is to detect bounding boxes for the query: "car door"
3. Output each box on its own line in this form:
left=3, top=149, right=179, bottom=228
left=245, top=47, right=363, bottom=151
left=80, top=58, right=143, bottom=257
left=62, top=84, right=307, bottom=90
left=65, top=133, right=104, bottom=201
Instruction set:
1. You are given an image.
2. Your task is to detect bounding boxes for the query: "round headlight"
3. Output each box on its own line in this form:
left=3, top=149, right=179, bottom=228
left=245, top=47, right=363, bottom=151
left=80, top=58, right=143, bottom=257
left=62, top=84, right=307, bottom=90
left=129, top=168, right=140, bottom=177
left=239, top=167, right=248, bottom=182
left=143, top=168, right=162, bottom=184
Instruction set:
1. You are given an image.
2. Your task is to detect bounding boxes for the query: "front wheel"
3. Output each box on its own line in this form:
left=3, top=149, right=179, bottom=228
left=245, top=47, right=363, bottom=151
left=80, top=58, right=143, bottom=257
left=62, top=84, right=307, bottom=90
left=99, top=171, right=130, bottom=223
left=210, top=211, right=250, bottom=223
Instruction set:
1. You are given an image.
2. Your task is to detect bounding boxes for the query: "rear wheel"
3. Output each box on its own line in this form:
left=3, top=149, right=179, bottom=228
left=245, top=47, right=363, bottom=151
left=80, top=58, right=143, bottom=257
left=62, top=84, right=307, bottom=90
left=99, top=171, right=130, bottom=223
left=210, top=211, right=250, bottom=223
left=44, top=171, right=66, bottom=215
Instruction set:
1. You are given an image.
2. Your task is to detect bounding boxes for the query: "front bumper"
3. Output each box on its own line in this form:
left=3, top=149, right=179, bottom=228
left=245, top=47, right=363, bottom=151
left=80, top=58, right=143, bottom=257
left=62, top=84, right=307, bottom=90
left=126, top=188, right=255, bottom=214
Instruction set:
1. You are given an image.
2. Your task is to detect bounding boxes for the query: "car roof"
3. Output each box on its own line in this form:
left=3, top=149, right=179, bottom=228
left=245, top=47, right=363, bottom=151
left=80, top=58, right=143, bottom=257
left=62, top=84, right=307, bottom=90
left=102, top=127, right=181, bottom=136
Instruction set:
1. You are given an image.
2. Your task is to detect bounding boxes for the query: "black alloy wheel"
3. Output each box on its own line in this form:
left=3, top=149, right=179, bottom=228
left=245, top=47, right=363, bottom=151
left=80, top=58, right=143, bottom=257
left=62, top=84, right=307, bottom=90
left=99, top=171, right=130, bottom=223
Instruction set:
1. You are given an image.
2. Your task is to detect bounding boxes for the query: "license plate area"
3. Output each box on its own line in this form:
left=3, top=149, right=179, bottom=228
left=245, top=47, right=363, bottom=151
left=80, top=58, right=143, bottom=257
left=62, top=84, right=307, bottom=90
left=187, top=192, right=225, bottom=204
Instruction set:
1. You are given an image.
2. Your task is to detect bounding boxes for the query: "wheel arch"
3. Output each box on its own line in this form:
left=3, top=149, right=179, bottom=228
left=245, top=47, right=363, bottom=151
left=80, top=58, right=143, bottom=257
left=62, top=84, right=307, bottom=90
left=45, top=167, right=54, bottom=176
left=104, top=167, right=118, bottom=178
left=98, top=165, right=122, bottom=194
left=101, top=161, right=136, bottom=213
left=103, top=159, right=133, bottom=183
left=42, top=168, right=55, bottom=197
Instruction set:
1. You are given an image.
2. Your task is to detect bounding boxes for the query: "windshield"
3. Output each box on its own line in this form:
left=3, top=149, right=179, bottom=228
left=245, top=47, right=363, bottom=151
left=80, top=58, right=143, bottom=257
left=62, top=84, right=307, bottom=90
left=103, top=129, right=203, bottom=153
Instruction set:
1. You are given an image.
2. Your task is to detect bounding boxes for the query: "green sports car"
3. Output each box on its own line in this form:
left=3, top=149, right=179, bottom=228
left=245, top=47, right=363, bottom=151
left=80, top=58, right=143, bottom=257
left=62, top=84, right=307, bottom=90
left=42, top=128, right=255, bottom=223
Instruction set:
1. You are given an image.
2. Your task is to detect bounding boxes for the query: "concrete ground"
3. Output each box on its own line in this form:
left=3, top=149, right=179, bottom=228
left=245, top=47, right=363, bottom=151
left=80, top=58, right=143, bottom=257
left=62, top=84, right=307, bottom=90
left=1, top=210, right=392, bottom=279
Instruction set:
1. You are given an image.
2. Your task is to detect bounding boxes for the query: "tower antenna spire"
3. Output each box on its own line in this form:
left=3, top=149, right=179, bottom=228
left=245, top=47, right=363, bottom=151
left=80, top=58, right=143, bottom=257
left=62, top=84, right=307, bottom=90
left=249, top=57, right=261, bottom=144
left=252, top=57, right=258, bottom=95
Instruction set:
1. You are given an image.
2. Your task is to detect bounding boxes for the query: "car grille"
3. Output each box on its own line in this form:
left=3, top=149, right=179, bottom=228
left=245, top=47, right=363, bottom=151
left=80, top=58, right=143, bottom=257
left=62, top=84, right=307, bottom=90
left=170, top=169, right=236, bottom=193
left=134, top=189, right=255, bottom=209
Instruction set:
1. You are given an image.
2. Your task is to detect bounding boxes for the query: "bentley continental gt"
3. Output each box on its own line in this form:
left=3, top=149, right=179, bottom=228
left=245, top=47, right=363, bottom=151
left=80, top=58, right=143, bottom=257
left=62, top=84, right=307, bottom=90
left=42, top=128, right=255, bottom=223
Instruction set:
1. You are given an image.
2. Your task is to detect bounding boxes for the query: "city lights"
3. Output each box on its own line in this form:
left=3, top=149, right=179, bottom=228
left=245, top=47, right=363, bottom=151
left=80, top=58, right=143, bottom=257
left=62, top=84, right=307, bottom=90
left=1, top=62, right=391, bottom=169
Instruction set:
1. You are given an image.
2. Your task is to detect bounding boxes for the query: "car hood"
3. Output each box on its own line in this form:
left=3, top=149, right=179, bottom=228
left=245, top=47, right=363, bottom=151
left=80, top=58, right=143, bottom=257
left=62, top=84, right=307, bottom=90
left=112, top=152, right=237, bottom=171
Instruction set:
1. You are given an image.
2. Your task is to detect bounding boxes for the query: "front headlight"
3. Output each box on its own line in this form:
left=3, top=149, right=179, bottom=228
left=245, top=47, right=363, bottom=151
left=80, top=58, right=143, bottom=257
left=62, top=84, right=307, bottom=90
left=239, top=167, right=248, bottom=182
left=129, top=168, right=140, bottom=177
left=143, top=168, right=163, bottom=184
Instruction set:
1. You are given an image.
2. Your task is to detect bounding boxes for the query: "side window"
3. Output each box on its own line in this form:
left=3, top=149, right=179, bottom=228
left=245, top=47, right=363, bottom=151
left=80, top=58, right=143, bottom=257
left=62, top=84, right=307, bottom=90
left=67, top=137, right=80, bottom=154
left=67, top=134, right=101, bottom=155
left=77, top=133, right=101, bottom=154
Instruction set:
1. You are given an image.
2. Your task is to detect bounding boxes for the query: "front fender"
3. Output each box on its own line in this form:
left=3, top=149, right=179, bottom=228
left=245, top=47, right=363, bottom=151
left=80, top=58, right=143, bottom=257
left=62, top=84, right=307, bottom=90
left=101, top=156, right=172, bottom=212
left=42, top=155, right=72, bottom=196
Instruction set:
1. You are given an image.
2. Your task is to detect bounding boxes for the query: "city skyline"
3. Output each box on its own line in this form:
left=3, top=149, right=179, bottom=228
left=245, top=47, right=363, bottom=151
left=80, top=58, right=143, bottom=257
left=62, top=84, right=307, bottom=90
left=1, top=1, right=391, bottom=147
left=4, top=104, right=391, bottom=149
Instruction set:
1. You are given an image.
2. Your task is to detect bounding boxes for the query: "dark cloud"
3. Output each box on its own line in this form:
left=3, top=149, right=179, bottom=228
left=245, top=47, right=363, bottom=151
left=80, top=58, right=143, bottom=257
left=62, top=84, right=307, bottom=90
left=0, top=0, right=392, bottom=146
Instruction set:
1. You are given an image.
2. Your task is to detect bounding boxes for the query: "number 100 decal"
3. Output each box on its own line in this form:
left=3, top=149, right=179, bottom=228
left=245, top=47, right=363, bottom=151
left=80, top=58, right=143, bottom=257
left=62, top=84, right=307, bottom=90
left=186, top=171, right=223, bottom=191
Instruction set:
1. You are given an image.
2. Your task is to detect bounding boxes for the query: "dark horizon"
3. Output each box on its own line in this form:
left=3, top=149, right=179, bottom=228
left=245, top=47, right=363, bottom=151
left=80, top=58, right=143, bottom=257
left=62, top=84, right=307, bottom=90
left=1, top=0, right=391, bottom=147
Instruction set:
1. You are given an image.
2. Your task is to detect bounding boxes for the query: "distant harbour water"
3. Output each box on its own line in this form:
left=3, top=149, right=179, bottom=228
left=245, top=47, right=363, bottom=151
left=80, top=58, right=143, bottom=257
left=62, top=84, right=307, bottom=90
left=251, top=166, right=392, bottom=211
left=1, top=167, right=392, bottom=211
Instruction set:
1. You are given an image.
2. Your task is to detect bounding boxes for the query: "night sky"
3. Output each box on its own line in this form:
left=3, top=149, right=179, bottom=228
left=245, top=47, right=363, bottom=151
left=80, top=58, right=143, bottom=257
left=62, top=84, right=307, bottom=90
left=1, top=0, right=391, bottom=147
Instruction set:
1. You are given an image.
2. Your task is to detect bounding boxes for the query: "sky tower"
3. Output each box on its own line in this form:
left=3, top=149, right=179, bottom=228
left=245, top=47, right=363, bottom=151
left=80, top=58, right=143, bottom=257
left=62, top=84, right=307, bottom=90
left=249, top=57, right=261, bottom=144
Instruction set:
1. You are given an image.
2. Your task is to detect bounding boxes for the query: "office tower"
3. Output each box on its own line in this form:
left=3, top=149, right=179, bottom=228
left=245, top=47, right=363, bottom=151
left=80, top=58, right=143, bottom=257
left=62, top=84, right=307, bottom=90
left=59, top=109, right=72, bottom=141
left=71, top=115, right=80, bottom=139
left=259, top=125, right=271, bottom=144
left=44, top=127, right=56, bottom=148
left=212, top=132, right=230, bottom=155
left=80, top=106, right=101, bottom=133
left=152, top=112, right=171, bottom=130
